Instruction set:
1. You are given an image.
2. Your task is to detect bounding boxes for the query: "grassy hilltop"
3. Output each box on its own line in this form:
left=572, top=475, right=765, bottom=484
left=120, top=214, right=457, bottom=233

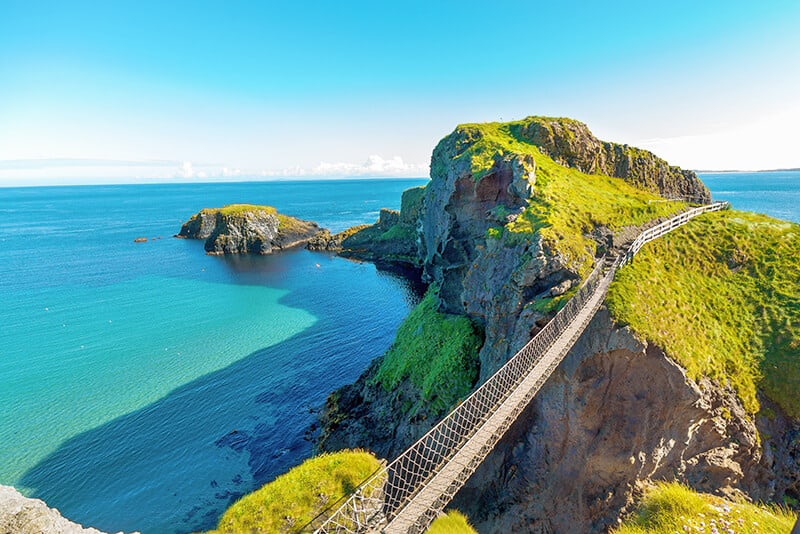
left=608, top=210, right=800, bottom=416
left=438, top=118, right=690, bottom=277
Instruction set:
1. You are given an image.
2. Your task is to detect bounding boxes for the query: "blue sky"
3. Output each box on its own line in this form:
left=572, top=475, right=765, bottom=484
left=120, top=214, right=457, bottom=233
left=1, top=0, right=799, bottom=184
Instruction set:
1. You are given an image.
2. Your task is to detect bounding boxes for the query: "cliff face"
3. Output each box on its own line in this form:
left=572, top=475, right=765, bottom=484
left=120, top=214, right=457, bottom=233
left=420, top=133, right=571, bottom=376
left=418, top=118, right=704, bottom=377
left=318, top=117, right=798, bottom=530
left=176, top=204, right=322, bottom=255
left=449, top=309, right=777, bottom=533
left=513, top=117, right=710, bottom=202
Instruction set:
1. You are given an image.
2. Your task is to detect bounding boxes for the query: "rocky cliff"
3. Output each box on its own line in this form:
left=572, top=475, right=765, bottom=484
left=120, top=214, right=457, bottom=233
left=510, top=116, right=710, bottom=202
left=318, top=117, right=798, bottom=531
left=448, top=309, right=789, bottom=532
left=0, top=485, right=127, bottom=534
left=307, top=186, right=425, bottom=266
left=176, top=204, right=322, bottom=255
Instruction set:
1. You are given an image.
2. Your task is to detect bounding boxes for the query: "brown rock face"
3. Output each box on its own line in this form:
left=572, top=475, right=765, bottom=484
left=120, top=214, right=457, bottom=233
left=515, top=117, right=710, bottom=202
left=420, top=134, right=578, bottom=378
left=449, top=309, right=773, bottom=533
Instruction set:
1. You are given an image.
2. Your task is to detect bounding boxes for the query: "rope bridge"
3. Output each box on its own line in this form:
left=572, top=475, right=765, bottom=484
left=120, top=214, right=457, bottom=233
left=309, top=201, right=729, bottom=534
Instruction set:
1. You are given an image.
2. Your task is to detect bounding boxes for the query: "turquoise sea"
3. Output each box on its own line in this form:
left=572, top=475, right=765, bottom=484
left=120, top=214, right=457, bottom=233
left=1, top=171, right=797, bottom=533
left=0, top=179, right=427, bottom=533
left=699, top=170, right=800, bottom=223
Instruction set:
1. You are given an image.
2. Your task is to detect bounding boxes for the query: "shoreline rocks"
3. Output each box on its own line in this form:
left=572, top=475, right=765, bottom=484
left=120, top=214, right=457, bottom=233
left=0, top=485, right=134, bottom=534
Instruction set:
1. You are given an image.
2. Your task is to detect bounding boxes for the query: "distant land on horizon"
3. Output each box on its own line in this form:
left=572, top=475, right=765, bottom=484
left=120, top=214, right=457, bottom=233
left=696, top=167, right=800, bottom=174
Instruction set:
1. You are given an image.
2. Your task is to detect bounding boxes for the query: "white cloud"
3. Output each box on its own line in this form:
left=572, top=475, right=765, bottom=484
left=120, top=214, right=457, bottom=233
left=262, top=155, right=429, bottom=178
left=222, top=167, right=241, bottom=177
left=178, top=161, right=194, bottom=178
left=176, top=161, right=209, bottom=179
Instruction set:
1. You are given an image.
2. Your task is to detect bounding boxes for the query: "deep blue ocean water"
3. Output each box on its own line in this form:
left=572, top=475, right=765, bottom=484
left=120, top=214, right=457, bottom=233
left=0, top=171, right=797, bottom=533
left=699, top=170, right=800, bottom=223
left=0, top=179, right=427, bottom=533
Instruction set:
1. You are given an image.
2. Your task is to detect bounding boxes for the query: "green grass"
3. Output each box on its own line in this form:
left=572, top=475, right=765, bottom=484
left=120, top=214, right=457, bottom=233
left=370, top=287, right=483, bottom=415
left=607, top=210, right=800, bottom=416
left=336, top=224, right=371, bottom=241
left=613, top=482, right=797, bottom=534
left=400, top=185, right=426, bottom=224
left=210, top=450, right=381, bottom=533
left=199, top=204, right=310, bottom=232
left=426, top=510, right=478, bottom=533
left=441, top=118, right=686, bottom=277
left=378, top=223, right=416, bottom=242
left=205, top=204, right=278, bottom=217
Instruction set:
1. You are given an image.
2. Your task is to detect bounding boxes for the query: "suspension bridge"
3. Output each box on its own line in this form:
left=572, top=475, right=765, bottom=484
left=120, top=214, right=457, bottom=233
left=309, top=201, right=729, bottom=534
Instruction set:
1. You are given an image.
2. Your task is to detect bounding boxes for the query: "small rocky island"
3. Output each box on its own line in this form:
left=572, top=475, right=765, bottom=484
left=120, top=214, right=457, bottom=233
left=176, top=204, right=323, bottom=255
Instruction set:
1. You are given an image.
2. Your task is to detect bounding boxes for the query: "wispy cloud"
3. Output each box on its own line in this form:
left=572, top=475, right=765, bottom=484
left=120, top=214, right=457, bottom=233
left=262, top=155, right=428, bottom=178
left=0, top=158, right=180, bottom=170
left=0, top=155, right=429, bottom=185
left=176, top=161, right=208, bottom=179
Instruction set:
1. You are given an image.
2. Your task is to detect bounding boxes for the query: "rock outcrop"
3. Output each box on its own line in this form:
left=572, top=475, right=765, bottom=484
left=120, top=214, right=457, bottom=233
left=317, top=117, right=797, bottom=531
left=307, top=186, right=424, bottom=266
left=176, top=204, right=323, bottom=255
left=449, top=309, right=770, bottom=533
left=512, top=116, right=710, bottom=202
left=0, top=485, right=127, bottom=534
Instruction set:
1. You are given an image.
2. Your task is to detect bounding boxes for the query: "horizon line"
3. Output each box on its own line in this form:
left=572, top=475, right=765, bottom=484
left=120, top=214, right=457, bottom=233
left=0, top=175, right=432, bottom=189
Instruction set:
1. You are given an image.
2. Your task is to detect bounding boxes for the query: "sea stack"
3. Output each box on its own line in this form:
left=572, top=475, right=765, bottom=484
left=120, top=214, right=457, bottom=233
left=176, top=204, right=324, bottom=255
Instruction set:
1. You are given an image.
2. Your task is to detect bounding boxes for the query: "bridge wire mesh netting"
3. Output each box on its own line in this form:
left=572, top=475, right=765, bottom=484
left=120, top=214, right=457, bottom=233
left=309, top=201, right=729, bottom=534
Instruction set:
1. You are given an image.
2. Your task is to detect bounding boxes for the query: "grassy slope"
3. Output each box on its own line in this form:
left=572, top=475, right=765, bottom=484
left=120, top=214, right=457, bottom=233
left=210, top=450, right=381, bottom=533
left=426, top=510, right=478, bottom=533
left=613, top=482, right=796, bottom=534
left=448, top=119, right=687, bottom=277
left=204, top=204, right=278, bottom=217
left=370, top=288, right=483, bottom=415
left=200, top=204, right=309, bottom=232
left=607, top=210, right=800, bottom=416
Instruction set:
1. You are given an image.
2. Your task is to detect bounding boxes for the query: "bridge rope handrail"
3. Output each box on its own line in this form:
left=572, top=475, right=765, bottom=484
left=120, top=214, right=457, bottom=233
left=309, top=200, right=729, bottom=534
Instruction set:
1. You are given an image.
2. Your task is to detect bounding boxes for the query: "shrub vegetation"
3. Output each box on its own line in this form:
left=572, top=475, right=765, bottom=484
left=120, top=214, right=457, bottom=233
left=613, top=482, right=796, bottom=533
left=210, top=450, right=381, bottom=533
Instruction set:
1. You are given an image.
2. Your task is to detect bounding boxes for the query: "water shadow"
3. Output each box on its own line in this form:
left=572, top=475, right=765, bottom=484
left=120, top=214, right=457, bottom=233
left=20, top=251, right=423, bottom=534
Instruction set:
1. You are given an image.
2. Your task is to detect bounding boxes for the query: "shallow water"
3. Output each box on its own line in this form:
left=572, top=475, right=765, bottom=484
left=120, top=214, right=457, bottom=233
left=0, top=179, right=427, bottom=533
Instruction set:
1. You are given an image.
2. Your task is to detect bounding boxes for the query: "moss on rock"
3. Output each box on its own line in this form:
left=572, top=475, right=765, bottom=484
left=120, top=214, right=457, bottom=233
left=370, top=287, right=483, bottom=415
